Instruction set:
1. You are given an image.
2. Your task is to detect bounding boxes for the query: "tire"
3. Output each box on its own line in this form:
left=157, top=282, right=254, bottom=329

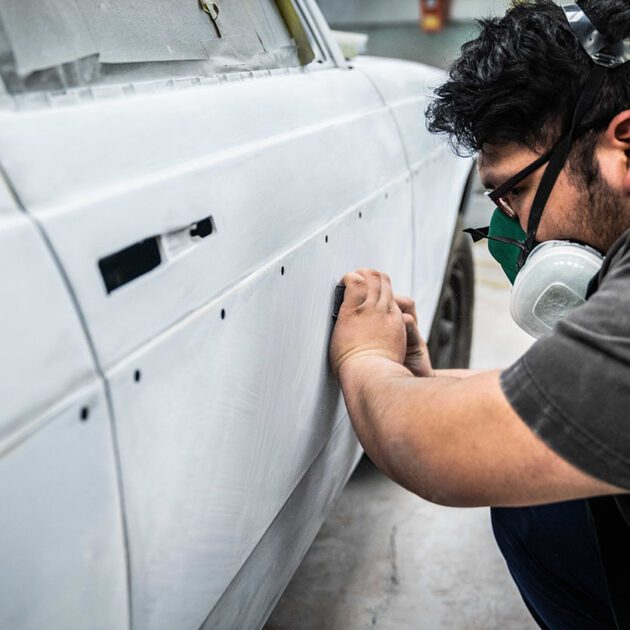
left=426, top=217, right=475, bottom=369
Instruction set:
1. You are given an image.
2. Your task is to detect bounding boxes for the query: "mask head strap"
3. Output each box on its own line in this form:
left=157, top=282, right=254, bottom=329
left=519, top=62, right=607, bottom=267
left=464, top=225, right=527, bottom=251
left=562, top=3, right=630, bottom=68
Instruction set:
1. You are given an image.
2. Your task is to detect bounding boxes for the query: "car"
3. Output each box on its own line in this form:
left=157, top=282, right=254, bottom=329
left=0, top=1, right=474, bottom=628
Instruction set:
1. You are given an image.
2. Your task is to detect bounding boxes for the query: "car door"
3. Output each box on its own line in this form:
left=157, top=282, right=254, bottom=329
left=0, top=2, right=414, bottom=628
left=0, top=181, right=128, bottom=628
left=353, top=56, right=474, bottom=336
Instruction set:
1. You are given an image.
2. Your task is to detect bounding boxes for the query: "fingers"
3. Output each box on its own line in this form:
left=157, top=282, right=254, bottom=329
left=339, top=269, right=400, bottom=313
left=340, top=271, right=368, bottom=309
left=402, top=312, right=416, bottom=328
left=378, top=272, right=400, bottom=319
left=395, top=294, right=418, bottom=324
left=340, top=268, right=382, bottom=309
left=356, top=268, right=383, bottom=306
left=402, top=312, right=422, bottom=347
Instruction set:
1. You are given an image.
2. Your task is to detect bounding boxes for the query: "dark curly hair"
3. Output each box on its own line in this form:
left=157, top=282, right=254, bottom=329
left=426, top=0, right=630, bottom=157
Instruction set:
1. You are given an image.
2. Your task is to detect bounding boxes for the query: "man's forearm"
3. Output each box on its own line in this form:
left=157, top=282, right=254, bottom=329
left=435, top=369, right=483, bottom=379
left=337, top=356, right=465, bottom=492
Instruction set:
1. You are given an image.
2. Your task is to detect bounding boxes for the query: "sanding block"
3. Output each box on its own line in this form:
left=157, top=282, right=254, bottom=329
left=332, top=284, right=346, bottom=322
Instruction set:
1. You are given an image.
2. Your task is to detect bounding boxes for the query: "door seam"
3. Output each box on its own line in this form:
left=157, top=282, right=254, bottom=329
left=0, top=161, right=133, bottom=630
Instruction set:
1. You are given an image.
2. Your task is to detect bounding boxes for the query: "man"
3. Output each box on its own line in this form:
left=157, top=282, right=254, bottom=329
left=329, top=1, right=630, bottom=628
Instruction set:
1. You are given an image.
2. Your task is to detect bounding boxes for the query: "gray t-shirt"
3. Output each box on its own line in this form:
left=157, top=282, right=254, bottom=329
left=500, top=228, right=630, bottom=624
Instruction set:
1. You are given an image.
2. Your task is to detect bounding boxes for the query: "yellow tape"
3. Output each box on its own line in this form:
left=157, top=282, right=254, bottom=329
left=274, top=0, right=315, bottom=66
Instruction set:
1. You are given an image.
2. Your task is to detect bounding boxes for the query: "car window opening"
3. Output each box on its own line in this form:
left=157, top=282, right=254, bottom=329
left=0, top=0, right=316, bottom=95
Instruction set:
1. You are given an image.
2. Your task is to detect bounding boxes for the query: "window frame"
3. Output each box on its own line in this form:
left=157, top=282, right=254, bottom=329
left=0, top=0, right=340, bottom=102
left=297, top=0, right=349, bottom=70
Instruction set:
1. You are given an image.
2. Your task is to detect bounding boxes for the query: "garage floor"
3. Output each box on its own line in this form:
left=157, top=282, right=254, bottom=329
left=265, top=21, right=540, bottom=629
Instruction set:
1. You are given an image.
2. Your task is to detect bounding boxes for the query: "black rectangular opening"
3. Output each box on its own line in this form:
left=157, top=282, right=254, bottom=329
left=99, top=238, right=161, bottom=294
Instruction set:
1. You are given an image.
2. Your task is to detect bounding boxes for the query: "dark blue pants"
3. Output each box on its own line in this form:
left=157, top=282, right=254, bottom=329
left=491, top=500, right=617, bottom=629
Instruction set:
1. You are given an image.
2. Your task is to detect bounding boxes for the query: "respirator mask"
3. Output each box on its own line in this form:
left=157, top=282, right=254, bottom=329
left=465, top=2, right=630, bottom=339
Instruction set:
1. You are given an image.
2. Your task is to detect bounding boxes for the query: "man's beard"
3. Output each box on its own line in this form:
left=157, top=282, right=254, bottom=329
left=577, top=159, right=629, bottom=254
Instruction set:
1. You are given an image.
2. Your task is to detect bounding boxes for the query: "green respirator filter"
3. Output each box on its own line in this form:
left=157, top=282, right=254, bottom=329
left=487, top=209, right=526, bottom=285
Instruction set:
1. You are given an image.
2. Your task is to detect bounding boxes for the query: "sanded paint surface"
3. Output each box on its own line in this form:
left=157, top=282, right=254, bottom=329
left=355, top=56, right=472, bottom=333
left=0, top=68, right=405, bottom=370
left=0, top=383, right=128, bottom=630
left=204, top=418, right=363, bottom=629
left=266, top=235, right=537, bottom=630
left=109, top=175, right=413, bottom=629
left=0, top=189, right=96, bottom=440
left=0, top=195, right=128, bottom=628
left=0, top=25, right=470, bottom=628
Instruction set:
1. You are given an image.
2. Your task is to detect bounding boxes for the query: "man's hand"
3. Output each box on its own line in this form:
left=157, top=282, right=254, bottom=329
left=329, top=269, right=407, bottom=378
left=395, top=295, right=434, bottom=378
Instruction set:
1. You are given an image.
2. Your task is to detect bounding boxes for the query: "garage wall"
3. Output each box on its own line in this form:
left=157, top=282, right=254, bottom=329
left=451, top=0, right=510, bottom=20
left=317, top=0, right=510, bottom=25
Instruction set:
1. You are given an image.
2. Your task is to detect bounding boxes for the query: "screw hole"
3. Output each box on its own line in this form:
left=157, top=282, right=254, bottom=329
left=281, top=266, right=285, bottom=276
left=80, top=406, right=90, bottom=422
left=359, top=211, right=362, bottom=219
left=221, top=308, right=226, bottom=320
left=325, top=235, right=329, bottom=243
left=134, top=369, right=141, bottom=383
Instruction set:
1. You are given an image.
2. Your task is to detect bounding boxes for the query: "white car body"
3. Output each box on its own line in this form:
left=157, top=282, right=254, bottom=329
left=0, top=2, right=472, bottom=628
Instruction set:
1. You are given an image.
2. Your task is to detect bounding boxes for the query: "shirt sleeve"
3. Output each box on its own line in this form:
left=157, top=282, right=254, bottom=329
left=500, top=237, right=630, bottom=490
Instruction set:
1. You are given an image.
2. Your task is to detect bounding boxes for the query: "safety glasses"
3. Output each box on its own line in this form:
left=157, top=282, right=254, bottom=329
left=470, top=1, right=629, bottom=273
left=485, top=147, right=554, bottom=219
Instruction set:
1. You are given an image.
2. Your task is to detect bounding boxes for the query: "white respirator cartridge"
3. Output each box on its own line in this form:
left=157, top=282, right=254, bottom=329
left=510, top=241, right=604, bottom=339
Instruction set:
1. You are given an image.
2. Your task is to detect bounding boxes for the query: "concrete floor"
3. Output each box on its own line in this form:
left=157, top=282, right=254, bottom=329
left=265, top=22, right=541, bottom=630
left=265, top=177, right=537, bottom=629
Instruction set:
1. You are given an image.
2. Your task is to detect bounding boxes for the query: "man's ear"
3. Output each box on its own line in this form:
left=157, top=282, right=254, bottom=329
left=604, top=111, right=630, bottom=193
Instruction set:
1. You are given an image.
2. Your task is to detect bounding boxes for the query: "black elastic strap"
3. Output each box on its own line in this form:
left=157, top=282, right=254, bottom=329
left=464, top=226, right=527, bottom=250
left=491, top=148, right=554, bottom=200
left=520, top=64, right=608, bottom=267
left=464, top=226, right=490, bottom=242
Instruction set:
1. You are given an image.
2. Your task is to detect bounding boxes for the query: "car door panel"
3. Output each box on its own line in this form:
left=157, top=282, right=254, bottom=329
left=355, top=57, right=474, bottom=335
left=0, top=70, right=405, bottom=370
left=107, top=176, right=412, bottom=630
left=0, top=191, right=127, bottom=629
left=1, top=382, right=128, bottom=630
left=201, top=416, right=362, bottom=630
left=3, top=66, right=412, bottom=629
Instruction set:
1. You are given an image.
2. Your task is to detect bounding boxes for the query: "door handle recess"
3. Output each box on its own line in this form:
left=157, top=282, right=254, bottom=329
left=99, top=238, right=161, bottom=294
left=99, top=216, right=216, bottom=294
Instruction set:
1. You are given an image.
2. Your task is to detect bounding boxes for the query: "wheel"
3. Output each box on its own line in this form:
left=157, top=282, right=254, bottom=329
left=426, top=217, right=475, bottom=369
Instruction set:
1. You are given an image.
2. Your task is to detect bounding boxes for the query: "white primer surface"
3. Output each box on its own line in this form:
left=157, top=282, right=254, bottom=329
left=0, top=189, right=128, bottom=628
left=0, top=195, right=96, bottom=439
left=0, top=382, right=128, bottom=629
left=1, top=46, right=470, bottom=628
left=0, top=68, right=405, bottom=369
left=355, top=56, right=473, bottom=332
left=108, top=176, right=412, bottom=629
